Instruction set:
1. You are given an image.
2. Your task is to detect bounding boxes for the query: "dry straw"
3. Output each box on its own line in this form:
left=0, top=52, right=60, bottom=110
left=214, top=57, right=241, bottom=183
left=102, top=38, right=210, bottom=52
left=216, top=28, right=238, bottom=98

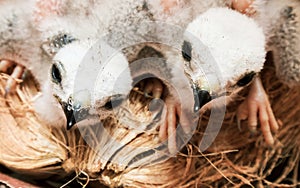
left=0, top=57, right=299, bottom=187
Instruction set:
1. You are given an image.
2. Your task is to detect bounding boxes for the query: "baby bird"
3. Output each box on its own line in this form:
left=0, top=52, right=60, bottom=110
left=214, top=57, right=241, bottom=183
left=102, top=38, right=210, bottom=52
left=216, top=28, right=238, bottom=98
left=155, top=0, right=279, bottom=147
left=176, top=8, right=278, bottom=147
left=127, top=5, right=277, bottom=152
left=251, top=0, right=300, bottom=87
left=47, top=39, right=132, bottom=130
left=144, top=7, right=272, bottom=153
left=127, top=43, right=197, bottom=155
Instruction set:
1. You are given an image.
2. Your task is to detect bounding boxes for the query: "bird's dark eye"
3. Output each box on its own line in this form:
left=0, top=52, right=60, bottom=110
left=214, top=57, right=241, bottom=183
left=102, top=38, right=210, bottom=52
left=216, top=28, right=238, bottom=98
left=237, top=72, right=256, bottom=87
left=182, top=40, right=192, bottom=62
left=51, top=63, right=62, bottom=84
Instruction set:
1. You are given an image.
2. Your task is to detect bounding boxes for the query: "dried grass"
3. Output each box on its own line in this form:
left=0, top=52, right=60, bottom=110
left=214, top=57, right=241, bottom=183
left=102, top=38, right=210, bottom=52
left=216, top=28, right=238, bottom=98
left=0, top=57, right=299, bottom=187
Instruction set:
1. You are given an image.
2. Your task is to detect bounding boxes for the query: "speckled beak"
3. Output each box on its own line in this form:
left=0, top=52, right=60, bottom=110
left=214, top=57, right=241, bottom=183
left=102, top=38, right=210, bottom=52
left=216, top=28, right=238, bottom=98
left=61, top=97, right=89, bottom=130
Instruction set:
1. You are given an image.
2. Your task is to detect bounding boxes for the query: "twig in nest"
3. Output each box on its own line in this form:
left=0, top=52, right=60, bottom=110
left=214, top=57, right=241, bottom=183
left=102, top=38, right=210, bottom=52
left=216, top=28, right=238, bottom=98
left=195, top=146, right=236, bottom=185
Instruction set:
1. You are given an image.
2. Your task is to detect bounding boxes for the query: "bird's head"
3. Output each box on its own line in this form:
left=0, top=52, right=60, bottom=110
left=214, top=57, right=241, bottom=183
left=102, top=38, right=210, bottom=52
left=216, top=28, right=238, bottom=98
left=50, top=39, right=132, bottom=129
left=182, top=7, right=266, bottom=109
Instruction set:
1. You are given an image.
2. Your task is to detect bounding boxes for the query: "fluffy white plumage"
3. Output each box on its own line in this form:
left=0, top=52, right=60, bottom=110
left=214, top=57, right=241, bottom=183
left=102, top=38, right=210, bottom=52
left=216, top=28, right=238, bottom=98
left=180, top=7, right=280, bottom=146
left=0, top=1, right=268, bottom=135
left=184, top=7, right=266, bottom=94
left=0, top=0, right=277, bottom=150
left=45, top=37, right=135, bottom=129
left=251, top=0, right=300, bottom=86
left=51, top=39, right=132, bottom=108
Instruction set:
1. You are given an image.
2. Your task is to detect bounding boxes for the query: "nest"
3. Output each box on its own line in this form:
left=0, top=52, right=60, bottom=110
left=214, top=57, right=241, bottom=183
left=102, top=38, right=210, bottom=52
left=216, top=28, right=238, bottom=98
left=0, top=53, right=300, bottom=187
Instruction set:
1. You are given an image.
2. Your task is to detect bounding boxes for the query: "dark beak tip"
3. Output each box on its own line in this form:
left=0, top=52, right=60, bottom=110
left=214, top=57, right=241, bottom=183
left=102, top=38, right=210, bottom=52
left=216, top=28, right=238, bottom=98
left=63, top=104, right=90, bottom=130
left=66, top=122, right=75, bottom=130
left=193, top=88, right=212, bottom=112
left=62, top=106, right=76, bottom=130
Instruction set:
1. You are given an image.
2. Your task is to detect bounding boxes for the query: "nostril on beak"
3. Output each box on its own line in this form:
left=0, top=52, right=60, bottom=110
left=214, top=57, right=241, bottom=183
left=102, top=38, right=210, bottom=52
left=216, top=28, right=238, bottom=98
left=61, top=97, right=90, bottom=130
left=193, top=85, right=212, bottom=112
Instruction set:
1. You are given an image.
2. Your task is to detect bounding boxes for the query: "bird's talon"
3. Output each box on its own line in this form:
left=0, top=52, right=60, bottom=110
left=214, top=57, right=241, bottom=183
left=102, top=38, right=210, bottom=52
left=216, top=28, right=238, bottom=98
left=0, top=60, right=15, bottom=72
left=249, top=125, right=258, bottom=135
left=21, top=69, right=29, bottom=83
left=231, top=0, right=255, bottom=15
left=0, top=60, right=25, bottom=95
left=267, top=145, right=275, bottom=150
left=148, top=98, right=164, bottom=112
left=237, top=118, right=242, bottom=132
left=140, top=78, right=164, bottom=99
left=133, top=87, right=139, bottom=91
left=144, top=92, right=151, bottom=98
left=237, top=77, right=278, bottom=145
left=152, top=79, right=163, bottom=99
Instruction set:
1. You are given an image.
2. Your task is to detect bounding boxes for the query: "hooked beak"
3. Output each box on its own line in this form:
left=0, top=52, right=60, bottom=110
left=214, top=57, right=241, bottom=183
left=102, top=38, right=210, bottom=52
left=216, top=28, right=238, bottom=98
left=192, top=84, right=212, bottom=112
left=61, top=94, right=125, bottom=130
left=61, top=97, right=89, bottom=130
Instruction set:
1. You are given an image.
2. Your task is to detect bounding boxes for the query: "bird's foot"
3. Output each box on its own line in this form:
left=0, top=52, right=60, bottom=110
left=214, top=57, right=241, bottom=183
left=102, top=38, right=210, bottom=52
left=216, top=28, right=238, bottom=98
left=231, top=0, right=256, bottom=15
left=133, top=78, right=191, bottom=155
left=0, top=59, right=25, bottom=96
left=237, top=77, right=279, bottom=145
left=158, top=94, right=193, bottom=155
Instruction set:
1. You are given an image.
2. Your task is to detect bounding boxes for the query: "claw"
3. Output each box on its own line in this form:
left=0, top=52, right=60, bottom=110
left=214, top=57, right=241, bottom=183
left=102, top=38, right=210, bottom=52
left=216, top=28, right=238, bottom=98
left=0, top=60, right=14, bottom=72
left=152, top=79, right=163, bottom=99
left=159, top=94, right=192, bottom=155
left=139, top=78, right=164, bottom=99
left=236, top=99, right=248, bottom=131
left=138, top=78, right=181, bottom=154
left=148, top=98, right=164, bottom=112
left=144, top=79, right=154, bottom=97
left=237, top=118, right=242, bottom=132
left=237, top=77, right=279, bottom=145
left=0, top=60, right=25, bottom=96
left=166, top=98, right=178, bottom=155
left=136, top=78, right=193, bottom=155
left=231, top=0, right=255, bottom=15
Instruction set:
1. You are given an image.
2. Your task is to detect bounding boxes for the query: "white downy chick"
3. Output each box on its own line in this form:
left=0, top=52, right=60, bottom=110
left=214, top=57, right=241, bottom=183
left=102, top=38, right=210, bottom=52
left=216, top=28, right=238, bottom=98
left=183, top=7, right=265, bottom=95
left=125, top=4, right=266, bottom=153
left=250, top=0, right=300, bottom=87
left=45, top=39, right=132, bottom=130
left=33, top=0, right=142, bottom=129
left=132, top=5, right=266, bottom=152
left=181, top=8, right=279, bottom=145
left=0, top=0, right=52, bottom=93
left=31, top=0, right=110, bottom=127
